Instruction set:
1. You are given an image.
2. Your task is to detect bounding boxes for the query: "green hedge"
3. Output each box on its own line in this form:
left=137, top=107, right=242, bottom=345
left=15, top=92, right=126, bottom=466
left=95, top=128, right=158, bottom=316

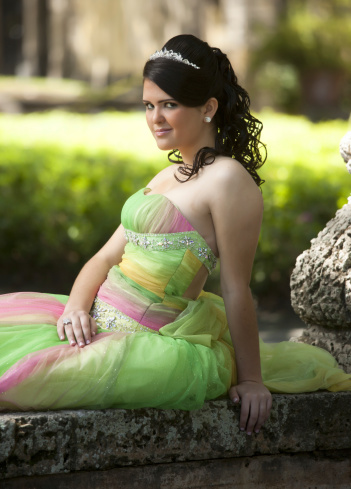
left=254, top=112, right=350, bottom=299
left=0, top=146, right=155, bottom=293
left=0, top=110, right=349, bottom=300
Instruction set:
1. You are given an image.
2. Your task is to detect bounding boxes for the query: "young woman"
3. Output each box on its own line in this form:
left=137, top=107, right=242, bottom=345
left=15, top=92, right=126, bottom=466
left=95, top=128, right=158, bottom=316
left=1, top=35, right=350, bottom=435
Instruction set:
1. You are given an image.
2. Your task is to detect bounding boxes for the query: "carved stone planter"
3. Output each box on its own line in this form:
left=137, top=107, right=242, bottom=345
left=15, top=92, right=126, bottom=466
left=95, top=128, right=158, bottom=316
left=290, top=132, right=351, bottom=373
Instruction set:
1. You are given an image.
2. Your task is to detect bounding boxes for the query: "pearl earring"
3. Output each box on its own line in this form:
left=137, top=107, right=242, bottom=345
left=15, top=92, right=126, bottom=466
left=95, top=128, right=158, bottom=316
left=204, top=116, right=211, bottom=123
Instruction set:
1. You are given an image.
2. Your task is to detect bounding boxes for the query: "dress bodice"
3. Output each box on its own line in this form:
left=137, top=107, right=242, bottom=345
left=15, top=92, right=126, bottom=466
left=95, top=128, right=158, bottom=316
left=94, top=188, right=218, bottom=333
left=121, top=188, right=218, bottom=273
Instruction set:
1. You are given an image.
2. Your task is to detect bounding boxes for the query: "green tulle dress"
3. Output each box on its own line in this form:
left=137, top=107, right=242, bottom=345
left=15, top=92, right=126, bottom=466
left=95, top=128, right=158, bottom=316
left=0, top=187, right=350, bottom=411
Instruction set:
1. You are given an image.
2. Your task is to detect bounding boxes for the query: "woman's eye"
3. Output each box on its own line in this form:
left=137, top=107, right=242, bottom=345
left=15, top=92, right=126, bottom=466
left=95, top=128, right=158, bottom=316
left=143, top=102, right=177, bottom=110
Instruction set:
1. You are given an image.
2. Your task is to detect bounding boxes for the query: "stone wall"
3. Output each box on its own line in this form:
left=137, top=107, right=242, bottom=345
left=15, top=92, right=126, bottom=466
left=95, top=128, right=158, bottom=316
left=1, top=393, right=351, bottom=488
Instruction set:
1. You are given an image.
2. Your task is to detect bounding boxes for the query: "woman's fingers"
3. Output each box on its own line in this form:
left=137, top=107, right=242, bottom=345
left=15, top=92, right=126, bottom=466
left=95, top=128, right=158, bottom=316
left=79, top=315, right=93, bottom=345
left=57, top=311, right=96, bottom=347
left=229, top=385, right=254, bottom=433
left=229, top=385, right=240, bottom=404
left=63, top=322, right=77, bottom=346
left=241, top=397, right=260, bottom=435
left=230, top=382, right=272, bottom=435
left=246, top=395, right=272, bottom=434
left=71, top=318, right=88, bottom=347
left=57, top=317, right=76, bottom=345
left=57, top=321, right=65, bottom=341
left=253, top=399, right=269, bottom=433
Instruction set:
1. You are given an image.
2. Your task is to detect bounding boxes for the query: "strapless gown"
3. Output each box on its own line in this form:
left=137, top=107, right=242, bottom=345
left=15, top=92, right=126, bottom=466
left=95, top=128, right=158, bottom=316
left=0, top=188, right=350, bottom=411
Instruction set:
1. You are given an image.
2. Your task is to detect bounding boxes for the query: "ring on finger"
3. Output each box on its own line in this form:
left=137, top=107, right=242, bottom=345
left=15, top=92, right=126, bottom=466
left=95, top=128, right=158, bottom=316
left=63, top=318, right=72, bottom=326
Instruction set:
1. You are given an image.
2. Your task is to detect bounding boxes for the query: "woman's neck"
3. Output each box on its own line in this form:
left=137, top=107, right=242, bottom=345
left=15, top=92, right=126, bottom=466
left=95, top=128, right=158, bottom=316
left=178, top=131, right=216, bottom=167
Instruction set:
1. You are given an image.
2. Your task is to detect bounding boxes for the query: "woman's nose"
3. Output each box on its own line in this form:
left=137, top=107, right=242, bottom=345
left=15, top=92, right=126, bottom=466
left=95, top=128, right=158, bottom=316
left=152, top=107, right=165, bottom=123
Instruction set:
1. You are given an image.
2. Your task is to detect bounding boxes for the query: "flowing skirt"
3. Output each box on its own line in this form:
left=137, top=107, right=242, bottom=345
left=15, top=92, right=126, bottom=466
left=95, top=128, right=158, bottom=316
left=0, top=291, right=350, bottom=412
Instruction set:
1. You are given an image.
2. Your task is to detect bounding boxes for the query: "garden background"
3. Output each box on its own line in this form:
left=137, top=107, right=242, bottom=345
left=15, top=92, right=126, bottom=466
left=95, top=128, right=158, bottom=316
left=0, top=0, right=350, bottom=340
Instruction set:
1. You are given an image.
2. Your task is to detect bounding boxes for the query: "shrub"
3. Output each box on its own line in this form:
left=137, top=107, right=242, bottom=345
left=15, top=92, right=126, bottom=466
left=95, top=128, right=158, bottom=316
left=250, top=0, right=351, bottom=115
left=0, top=145, right=156, bottom=292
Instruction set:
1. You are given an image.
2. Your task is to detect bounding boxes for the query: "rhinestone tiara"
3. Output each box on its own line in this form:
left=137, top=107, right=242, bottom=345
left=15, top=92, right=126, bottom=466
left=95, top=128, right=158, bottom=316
left=149, top=48, right=200, bottom=69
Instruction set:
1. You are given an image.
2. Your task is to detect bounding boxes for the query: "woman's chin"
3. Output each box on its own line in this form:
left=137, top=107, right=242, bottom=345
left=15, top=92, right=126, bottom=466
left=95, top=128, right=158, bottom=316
left=155, top=141, right=174, bottom=151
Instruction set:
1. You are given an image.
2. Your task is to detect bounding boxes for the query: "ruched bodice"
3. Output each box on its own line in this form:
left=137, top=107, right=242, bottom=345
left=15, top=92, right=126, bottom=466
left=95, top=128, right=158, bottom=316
left=122, top=188, right=218, bottom=273
left=92, top=188, right=218, bottom=333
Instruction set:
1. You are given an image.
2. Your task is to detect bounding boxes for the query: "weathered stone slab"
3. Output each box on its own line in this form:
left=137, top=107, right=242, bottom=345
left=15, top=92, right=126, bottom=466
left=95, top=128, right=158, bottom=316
left=2, top=451, right=351, bottom=489
left=1, top=393, right=351, bottom=480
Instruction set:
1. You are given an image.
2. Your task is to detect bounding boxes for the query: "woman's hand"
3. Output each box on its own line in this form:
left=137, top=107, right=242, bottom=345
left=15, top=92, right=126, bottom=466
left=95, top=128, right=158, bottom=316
left=57, top=310, right=97, bottom=347
left=55, top=224, right=127, bottom=348
left=229, top=381, right=272, bottom=435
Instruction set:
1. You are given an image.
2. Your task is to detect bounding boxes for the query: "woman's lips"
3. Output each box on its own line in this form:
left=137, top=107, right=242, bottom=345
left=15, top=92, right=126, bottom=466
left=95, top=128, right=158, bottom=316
left=155, top=128, right=172, bottom=137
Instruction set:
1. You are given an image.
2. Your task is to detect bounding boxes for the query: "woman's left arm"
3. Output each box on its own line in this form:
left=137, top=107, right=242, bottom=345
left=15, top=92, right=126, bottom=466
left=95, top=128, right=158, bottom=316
left=209, top=160, right=272, bottom=435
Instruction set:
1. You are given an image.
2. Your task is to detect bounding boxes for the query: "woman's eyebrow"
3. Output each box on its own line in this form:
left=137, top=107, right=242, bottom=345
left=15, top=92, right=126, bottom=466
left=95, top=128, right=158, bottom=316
left=142, top=98, right=176, bottom=104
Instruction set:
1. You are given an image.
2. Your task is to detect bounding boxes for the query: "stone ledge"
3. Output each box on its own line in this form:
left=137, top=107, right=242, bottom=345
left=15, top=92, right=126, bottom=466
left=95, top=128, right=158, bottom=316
left=1, top=392, right=351, bottom=482
left=2, top=451, right=351, bottom=489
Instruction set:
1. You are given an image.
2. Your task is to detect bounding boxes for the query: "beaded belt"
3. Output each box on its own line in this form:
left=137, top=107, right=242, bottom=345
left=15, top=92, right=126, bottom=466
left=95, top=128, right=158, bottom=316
left=90, top=297, right=157, bottom=334
left=124, top=229, right=217, bottom=273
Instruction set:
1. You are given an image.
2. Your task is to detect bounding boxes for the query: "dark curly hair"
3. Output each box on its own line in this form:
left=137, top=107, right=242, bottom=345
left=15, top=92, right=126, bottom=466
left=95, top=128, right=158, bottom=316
left=143, top=34, right=266, bottom=187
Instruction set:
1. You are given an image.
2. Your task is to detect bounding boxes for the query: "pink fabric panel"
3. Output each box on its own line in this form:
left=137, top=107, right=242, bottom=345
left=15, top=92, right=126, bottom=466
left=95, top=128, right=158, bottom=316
left=0, top=292, right=65, bottom=324
left=0, top=332, right=113, bottom=392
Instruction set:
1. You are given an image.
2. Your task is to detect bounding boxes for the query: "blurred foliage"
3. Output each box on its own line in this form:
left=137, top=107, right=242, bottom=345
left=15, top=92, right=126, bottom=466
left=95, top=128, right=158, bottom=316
left=254, top=0, right=351, bottom=73
left=253, top=110, right=350, bottom=300
left=252, top=62, right=301, bottom=114
left=0, top=111, right=161, bottom=292
left=0, top=110, right=350, bottom=302
left=251, top=0, right=351, bottom=114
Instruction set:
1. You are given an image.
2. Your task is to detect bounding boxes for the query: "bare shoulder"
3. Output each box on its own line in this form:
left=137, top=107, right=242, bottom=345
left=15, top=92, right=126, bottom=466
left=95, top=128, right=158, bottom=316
left=205, top=156, right=263, bottom=211
left=206, top=158, right=263, bottom=283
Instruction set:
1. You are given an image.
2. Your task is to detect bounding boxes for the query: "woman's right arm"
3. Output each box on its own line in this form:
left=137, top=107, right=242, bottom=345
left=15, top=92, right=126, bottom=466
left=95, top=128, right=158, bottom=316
left=57, top=223, right=128, bottom=346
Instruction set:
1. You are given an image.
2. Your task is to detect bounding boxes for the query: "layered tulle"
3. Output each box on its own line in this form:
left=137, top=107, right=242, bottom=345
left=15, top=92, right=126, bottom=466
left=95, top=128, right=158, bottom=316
left=0, top=290, right=233, bottom=411
left=0, top=187, right=350, bottom=412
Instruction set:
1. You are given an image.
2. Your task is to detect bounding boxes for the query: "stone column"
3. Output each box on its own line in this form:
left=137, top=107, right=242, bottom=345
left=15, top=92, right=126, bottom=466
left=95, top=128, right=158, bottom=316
left=290, top=132, right=351, bottom=373
left=47, top=0, right=68, bottom=78
left=21, top=0, right=39, bottom=76
left=0, top=5, right=3, bottom=72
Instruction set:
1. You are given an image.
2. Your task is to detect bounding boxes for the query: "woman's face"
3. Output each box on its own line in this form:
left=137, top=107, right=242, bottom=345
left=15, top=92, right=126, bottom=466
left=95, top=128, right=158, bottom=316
left=142, top=78, right=210, bottom=156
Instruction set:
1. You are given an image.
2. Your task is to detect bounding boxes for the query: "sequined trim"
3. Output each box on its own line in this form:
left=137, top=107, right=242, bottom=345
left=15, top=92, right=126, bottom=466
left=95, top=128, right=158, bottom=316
left=90, top=297, right=157, bottom=334
left=124, top=229, right=217, bottom=273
